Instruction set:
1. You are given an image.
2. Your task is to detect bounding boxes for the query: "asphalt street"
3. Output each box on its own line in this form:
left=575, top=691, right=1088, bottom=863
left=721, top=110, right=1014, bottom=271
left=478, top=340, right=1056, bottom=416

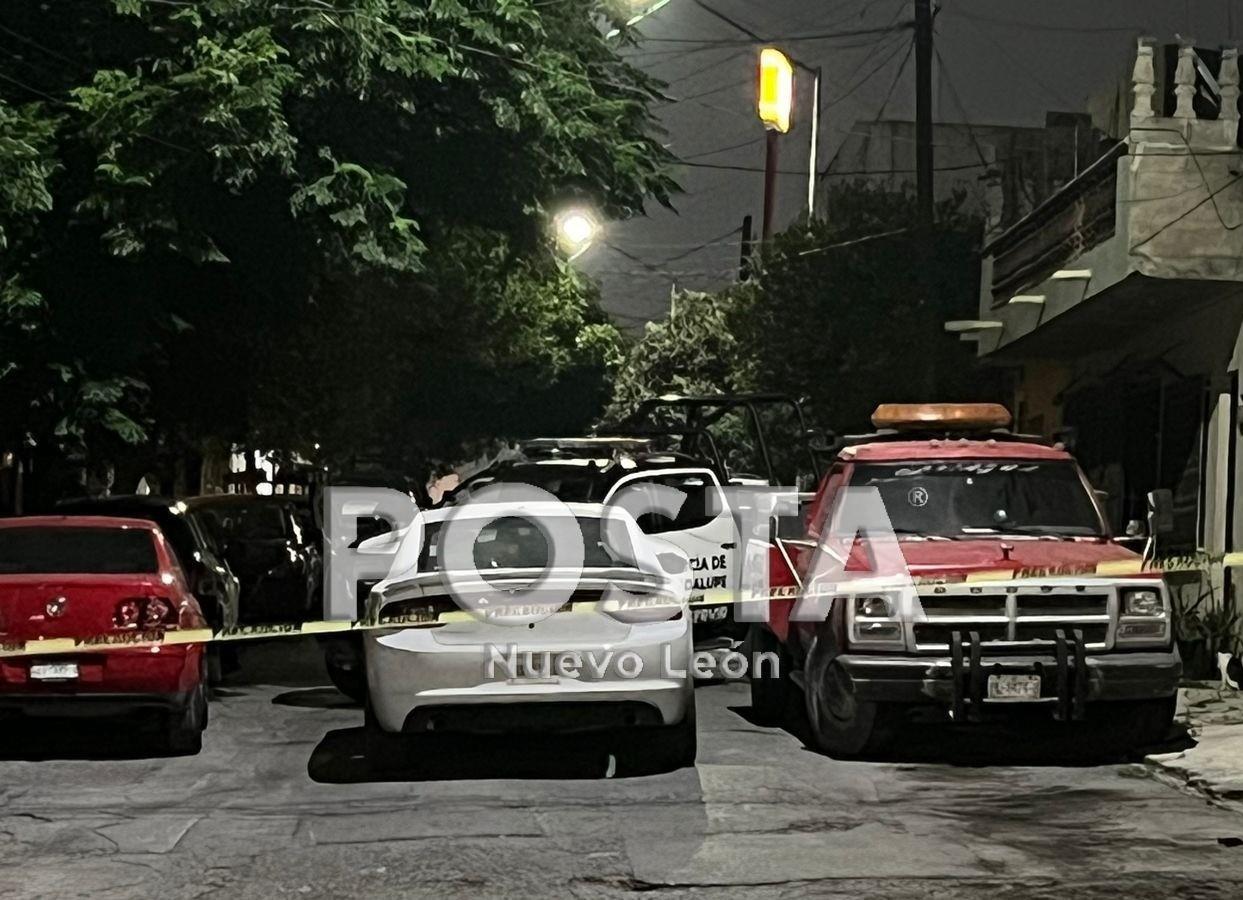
left=2, top=640, right=1243, bottom=899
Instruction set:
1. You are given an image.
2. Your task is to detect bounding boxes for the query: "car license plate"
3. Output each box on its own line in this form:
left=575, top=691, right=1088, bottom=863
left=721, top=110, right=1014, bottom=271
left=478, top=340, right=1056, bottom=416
left=988, top=673, right=1041, bottom=701
left=30, top=662, right=79, bottom=681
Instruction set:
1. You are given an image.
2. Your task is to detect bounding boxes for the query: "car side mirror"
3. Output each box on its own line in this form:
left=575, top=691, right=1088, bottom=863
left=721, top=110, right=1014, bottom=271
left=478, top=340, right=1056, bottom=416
left=1147, top=489, right=1175, bottom=536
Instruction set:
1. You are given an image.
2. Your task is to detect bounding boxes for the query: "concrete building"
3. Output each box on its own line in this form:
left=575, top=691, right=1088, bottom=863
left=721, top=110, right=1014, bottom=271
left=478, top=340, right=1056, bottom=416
left=972, top=40, right=1243, bottom=658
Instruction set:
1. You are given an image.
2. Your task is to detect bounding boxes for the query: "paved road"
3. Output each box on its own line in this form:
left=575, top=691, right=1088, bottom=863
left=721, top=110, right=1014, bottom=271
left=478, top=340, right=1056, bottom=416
left=2, top=640, right=1243, bottom=899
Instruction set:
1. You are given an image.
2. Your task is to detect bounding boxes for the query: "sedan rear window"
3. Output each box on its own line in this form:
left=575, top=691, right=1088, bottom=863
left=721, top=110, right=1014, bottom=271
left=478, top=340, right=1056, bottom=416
left=0, top=527, right=159, bottom=574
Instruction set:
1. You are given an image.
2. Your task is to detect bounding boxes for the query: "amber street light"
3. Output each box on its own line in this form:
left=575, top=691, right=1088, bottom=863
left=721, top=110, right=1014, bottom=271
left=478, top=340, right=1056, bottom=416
left=757, top=48, right=795, bottom=243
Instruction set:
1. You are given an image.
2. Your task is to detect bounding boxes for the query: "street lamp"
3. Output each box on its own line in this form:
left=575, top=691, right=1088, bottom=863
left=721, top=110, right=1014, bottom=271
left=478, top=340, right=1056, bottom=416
left=757, top=47, right=794, bottom=133
left=757, top=48, right=794, bottom=243
left=554, top=207, right=600, bottom=260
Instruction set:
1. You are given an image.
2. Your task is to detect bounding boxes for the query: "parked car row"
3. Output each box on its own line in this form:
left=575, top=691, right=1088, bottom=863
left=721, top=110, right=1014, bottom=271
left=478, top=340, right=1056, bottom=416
left=0, top=396, right=1185, bottom=769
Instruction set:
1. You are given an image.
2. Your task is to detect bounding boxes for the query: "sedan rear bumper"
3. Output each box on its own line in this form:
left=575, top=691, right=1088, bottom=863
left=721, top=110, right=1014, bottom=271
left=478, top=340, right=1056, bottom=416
left=364, top=618, right=693, bottom=734
left=0, top=644, right=204, bottom=698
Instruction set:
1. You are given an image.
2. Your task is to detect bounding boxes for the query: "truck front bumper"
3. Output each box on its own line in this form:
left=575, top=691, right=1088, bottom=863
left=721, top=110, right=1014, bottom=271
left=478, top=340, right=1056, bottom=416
left=837, top=638, right=1180, bottom=721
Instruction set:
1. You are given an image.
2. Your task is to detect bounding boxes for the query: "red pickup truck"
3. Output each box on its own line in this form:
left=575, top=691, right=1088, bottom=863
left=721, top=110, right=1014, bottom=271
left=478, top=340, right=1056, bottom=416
left=750, top=404, right=1181, bottom=757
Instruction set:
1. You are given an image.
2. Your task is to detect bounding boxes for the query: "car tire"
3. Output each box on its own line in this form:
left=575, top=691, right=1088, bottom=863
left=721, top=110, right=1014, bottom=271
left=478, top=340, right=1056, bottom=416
left=748, top=623, right=792, bottom=725
left=364, top=702, right=411, bottom=773
left=166, top=684, right=207, bottom=755
left=804, top=655, right=895, bottom=759
left=327, top=659, right=367, bottom=703
left=646, top=698, right=698, bottom=771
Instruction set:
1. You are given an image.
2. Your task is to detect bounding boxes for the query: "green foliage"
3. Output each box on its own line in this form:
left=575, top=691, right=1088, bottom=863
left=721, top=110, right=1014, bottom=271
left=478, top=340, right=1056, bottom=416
left=609, top=183, right=998, bottom=437
left=0, top=0, right=674, bottom=488
left=249, top=227, right=624, bottom=470
left=604, top=289, right=741, bottom=421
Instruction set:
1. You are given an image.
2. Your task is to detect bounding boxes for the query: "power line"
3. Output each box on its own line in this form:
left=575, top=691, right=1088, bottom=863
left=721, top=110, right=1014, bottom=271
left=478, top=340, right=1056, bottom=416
left=795, top=226, right=911, bottom=257
left=953, top=12, right=1081, bottom=111
left=682, top=134, right=764, bottom=160
left=870, top=33, right=916, bottom=122
left=684, top=156, right=1013, bottom=175
left=655, top=225, right=744, bottom=265
left=659, top=74, right=752, bottom=106
left=947, top=6, right=1143, bottom=35
left=932, top=42, right=990, bottom=170
left=821, top=31, right=912, bottom=110
left=631, top=22, right=911, bottom=47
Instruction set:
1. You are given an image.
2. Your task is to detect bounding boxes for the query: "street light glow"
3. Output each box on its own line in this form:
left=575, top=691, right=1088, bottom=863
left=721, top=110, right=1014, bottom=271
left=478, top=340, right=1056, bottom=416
left=554, top=207, right=599, bottom=258
left=757, top=47, right=794, bottom=133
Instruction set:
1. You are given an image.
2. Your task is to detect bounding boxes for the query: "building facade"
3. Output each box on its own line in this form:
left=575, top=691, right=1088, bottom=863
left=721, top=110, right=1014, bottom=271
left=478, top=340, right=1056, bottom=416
left=973, top=40, right=1243, bottom=664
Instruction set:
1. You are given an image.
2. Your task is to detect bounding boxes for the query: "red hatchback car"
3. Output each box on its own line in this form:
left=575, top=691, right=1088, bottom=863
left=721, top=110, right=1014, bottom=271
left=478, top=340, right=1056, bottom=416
left=0, top=516, right=209, bottom=752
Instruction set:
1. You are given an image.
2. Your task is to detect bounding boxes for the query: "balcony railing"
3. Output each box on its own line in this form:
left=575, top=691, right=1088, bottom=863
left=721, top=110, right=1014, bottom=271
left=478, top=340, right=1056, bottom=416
left=984, top=142, right=1125, bottom=308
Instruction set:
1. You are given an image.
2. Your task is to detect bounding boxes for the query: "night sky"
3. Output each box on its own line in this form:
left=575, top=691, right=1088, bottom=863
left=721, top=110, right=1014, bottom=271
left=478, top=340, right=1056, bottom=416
left=587, top=0, right=1243, bottom=328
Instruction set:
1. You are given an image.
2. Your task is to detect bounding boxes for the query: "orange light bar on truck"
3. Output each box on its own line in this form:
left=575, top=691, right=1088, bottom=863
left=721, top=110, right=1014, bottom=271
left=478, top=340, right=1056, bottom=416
left=871, top=403, right=1012, bottom=430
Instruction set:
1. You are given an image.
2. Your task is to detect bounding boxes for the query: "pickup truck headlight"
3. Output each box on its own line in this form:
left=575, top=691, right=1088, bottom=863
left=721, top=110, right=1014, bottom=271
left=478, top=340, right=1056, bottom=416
left=855, top=595, right=894, bottom=618
left=1117, top=587, right=1170, bottom=646
left=849, top=594, right=905, bottom=648
left=1122, top=588, right=1162, bottom=617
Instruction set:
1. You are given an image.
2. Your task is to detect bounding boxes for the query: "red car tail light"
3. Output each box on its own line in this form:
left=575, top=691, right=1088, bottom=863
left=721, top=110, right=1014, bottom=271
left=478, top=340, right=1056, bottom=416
left=115, top=599, right=141, bottom=627
left=115, top=597, right=179, bottom=629
left=142, top=597, right=174, bottom=627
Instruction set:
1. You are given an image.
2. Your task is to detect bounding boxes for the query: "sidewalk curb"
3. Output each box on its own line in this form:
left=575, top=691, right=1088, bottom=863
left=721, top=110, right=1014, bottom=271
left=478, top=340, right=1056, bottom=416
left=1141, top=685, right=1243, bottom=815
left=1143, top=749, right=1243, bottom=815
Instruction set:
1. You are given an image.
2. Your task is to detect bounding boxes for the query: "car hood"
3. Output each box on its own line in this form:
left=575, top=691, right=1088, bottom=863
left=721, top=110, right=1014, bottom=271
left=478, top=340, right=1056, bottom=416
left=890, top=538, right=1141, bottom=579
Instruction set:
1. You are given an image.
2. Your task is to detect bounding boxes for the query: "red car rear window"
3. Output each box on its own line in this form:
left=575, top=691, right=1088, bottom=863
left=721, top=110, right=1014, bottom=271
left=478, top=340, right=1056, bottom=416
left=0, top=527, right=159, bottom=574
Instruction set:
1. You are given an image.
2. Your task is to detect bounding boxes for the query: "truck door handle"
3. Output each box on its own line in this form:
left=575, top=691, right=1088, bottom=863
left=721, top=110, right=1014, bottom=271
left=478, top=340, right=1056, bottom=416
left=720, top=542, right=736, bottom=549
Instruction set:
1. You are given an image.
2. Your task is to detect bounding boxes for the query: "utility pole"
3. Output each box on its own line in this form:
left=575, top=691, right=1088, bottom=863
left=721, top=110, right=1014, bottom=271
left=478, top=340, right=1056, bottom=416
left=914, top=0, right=934, bottom=230
left=762, top=131, right=779, bottom=243
left=739, top=214, right=754, bottom=281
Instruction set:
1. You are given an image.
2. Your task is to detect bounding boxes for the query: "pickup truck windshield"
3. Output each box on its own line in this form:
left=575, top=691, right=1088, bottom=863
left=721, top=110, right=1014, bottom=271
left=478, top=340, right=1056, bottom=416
left=850, top=460, right=1106, bottom=538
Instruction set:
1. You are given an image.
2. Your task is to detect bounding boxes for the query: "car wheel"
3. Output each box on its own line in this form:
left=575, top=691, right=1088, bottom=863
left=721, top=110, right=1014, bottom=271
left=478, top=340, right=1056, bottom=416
left=364, top=702, right=411, bottom=773
left=326, top=659, right=367, bottom=703
left=804, top=654, right=894, bottom=759
left=166, top=684, right=207, bottom=755
left=748, top=623, right=792, bottom=725
left=646, top=699, right=698, bottom=771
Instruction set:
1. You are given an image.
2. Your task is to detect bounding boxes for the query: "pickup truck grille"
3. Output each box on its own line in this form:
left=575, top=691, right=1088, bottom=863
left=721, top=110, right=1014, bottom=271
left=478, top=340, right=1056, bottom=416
left=911, top=587, right=1113, bottom=652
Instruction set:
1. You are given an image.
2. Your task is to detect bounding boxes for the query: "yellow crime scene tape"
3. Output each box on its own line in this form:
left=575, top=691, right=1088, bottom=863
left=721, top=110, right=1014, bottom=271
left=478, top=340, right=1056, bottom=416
left=2, top=551, right=1241, bottom=660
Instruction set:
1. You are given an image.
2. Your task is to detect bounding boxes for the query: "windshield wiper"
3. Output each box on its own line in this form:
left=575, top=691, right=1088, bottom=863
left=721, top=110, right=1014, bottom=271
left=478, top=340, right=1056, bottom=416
left=1005, top=525, right=1101, bottom=539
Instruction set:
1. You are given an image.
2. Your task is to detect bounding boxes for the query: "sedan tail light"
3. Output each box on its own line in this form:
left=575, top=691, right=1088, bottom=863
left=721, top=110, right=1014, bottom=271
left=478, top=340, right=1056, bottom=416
left=115, top=597, right=178, bottom=629
left=115, top=599, right=141, bottom=628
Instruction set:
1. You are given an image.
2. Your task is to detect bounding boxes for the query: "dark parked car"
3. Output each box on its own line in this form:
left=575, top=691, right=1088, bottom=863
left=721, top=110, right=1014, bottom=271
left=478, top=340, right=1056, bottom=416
left=187, top=494, right=321, bottom=625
